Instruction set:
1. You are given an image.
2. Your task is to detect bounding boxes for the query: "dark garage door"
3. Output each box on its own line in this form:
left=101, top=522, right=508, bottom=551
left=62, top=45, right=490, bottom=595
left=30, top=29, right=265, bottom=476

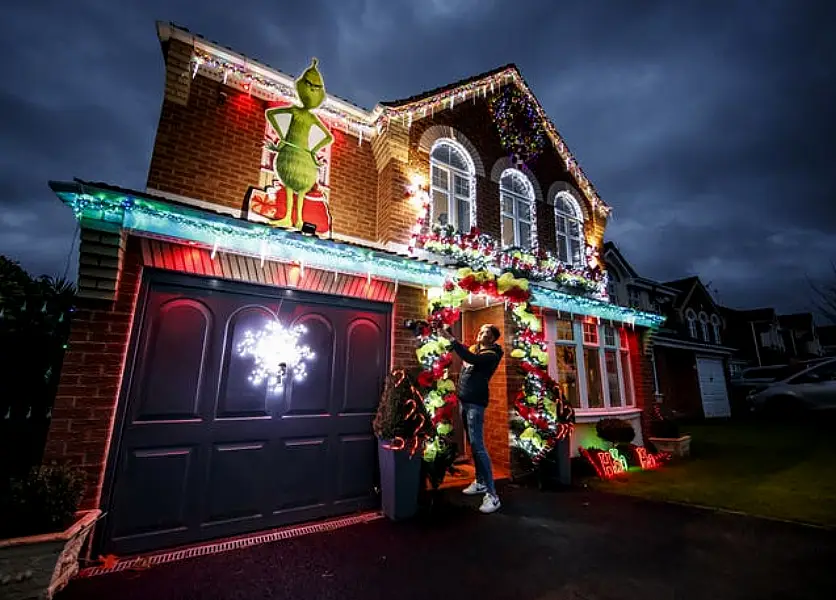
left=101, top=272, right=391, bottom=555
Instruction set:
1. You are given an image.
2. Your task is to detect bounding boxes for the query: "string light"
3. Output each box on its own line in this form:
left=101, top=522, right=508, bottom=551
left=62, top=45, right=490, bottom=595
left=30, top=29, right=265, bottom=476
left=237, top=321, right=315, bottom=394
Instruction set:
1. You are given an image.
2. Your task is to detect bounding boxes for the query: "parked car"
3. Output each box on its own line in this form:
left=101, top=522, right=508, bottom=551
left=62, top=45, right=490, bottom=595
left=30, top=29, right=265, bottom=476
left=747, top=358, right=836, bottom=416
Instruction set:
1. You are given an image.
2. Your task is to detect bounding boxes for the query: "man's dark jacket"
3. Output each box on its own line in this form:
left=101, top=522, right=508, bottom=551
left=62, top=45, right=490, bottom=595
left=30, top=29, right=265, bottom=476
left=450, top=340, right=504, bottom=407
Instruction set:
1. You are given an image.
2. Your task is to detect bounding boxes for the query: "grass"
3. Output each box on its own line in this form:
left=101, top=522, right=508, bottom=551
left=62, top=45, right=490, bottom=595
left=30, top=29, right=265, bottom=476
left=591, top=419, right=836, bottom=527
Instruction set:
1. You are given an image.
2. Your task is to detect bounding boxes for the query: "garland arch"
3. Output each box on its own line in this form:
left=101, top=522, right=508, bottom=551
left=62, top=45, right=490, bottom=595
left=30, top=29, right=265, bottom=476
left=412, top=267, right=576, bottom=467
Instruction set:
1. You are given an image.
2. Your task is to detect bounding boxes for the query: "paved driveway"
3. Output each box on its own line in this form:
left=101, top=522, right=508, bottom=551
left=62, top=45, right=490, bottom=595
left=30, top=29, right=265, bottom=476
left=58, top=485, right=836, bottom=600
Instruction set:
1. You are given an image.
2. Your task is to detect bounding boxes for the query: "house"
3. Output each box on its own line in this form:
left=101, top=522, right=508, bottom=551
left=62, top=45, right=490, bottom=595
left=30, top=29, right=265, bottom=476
left=819, top=324, right=836, bottom=356
left=43, top=22, right=661, bottom=556
left=720, top=307, right=788, bottom=368
left=603, top=243, right=734, bottom=419
left=778, top=313, right=824, bottom=360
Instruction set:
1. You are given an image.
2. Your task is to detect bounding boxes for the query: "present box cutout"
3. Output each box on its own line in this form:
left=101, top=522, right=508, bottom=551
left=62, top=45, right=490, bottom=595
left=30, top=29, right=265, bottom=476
left=243, top=183, right=332, bottom=236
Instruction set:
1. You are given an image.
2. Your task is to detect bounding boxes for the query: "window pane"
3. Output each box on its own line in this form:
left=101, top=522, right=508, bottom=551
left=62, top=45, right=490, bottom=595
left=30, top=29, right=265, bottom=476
left=501, top=193, right=513, bottom=214
left=604, top=326, right=616, bottom=347
left=583, top=323, right=598, bottom=345
left=449, top=148, right=468, bottom=171
left=555, top=345, right=580, bottom=408
left=502, top=217, right=515, bottom=247
left=557, top=234, right=569, bottom=262
left=457, top=199, right=471, bottom=233
left=620, top=351, right=634, bottom=406
left=585, top=348, right=604, bottom=408
left=432, top=166, right=448, bottom=189
left=568, top=219, right=581, bottom=237
left=432, top=190, right=449, bottom=225
left=431, top=144, right=450, bottom=163
left=519, top=221, right=531, bottom=249
left=605, top=350, right=621, bottom=407
left=454, top=174, right=470, bottom=196
left=556, top=319, right=574, bottom=341
left=517, top=199, right=530, bottom=220
left=556, top=216, right=567, bottom=234
left=570, top=238, right=583, bottom=265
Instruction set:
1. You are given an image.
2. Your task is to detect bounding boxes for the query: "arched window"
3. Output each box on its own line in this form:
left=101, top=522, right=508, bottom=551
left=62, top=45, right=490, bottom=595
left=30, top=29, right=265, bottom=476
left=500, top=169, right=535, bottom=249
left=430, top=140, right=475, bottom=233
left=686, top=309, right=698, bottom=338
left=710, top=314, right=722, bottom=344
left=554, top=192, right=584, bottom=266
left=699, top=311, right=710, bottom=342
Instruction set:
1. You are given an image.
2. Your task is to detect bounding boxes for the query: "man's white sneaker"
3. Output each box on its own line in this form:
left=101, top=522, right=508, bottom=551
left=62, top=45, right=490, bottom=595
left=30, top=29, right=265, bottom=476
left=479, top=493, right=501, bottom=514
left=462, top=481, right=488, bottom=496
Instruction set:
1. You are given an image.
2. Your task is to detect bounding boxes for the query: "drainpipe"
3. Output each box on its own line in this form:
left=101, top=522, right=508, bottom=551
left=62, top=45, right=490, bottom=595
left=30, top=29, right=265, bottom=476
left=650, top=344, right=662, bottom=402
left=750, top=321, right=762, bottom=366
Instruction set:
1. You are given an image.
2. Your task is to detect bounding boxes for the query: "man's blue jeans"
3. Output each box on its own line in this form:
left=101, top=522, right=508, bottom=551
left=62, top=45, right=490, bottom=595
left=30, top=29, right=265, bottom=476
left=461, top=402, right=496, bottom=496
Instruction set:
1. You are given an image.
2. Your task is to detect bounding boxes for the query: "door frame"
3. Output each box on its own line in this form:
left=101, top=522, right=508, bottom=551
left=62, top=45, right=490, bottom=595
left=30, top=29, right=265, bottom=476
left=94, top=267, right=392, bottom=554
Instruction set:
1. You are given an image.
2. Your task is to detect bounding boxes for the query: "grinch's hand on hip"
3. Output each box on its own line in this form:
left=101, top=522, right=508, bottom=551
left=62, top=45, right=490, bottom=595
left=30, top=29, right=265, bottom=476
left=310, top=150, right=322, bottom=166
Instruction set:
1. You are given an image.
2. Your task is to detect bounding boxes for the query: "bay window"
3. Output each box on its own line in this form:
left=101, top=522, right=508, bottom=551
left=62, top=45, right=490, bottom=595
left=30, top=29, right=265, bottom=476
left=545, top=315, right=635, bottom=412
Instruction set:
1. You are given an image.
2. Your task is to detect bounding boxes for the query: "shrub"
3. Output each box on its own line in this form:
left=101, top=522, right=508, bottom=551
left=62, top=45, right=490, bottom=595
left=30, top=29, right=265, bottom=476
left=0, top=463, right=86, bottom=539
left=373, top=369, right=434, bottom=444
left=596, top=418, right=636, bottom=445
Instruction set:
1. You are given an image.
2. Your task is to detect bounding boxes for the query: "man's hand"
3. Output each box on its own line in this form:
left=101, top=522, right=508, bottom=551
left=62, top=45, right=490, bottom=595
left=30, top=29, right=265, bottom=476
left=438, top=326, right=455, bottom=341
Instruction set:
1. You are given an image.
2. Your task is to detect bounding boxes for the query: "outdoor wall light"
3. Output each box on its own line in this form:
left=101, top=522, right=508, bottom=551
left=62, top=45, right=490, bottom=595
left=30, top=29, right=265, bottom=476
left=301, top=221, right=317, bottom=236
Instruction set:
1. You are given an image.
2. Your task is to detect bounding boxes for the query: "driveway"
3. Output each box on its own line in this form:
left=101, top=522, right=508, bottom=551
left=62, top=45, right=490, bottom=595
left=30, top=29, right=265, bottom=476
left=58, top=484, right=836, bottom=600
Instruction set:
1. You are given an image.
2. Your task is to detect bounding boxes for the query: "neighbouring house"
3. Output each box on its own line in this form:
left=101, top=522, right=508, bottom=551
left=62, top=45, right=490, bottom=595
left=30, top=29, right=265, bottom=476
left=778, top=313, right=824, bottom=360
left=819, top=324, right=836, bottom=356
left=721, top=307, right=788, bottom=368
left=604, top=242, right=735, bottom=419
left=43, top=22, right=661, bottom=556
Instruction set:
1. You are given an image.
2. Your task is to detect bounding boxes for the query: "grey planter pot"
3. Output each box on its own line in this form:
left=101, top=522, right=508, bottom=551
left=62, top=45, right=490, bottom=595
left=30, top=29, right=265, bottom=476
left=377, top=440, right=422, bottom=521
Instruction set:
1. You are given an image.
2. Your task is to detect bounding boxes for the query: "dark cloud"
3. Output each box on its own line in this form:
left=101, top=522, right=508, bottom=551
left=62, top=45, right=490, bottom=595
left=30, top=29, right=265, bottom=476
left=1, top=0, right=833, bottom=317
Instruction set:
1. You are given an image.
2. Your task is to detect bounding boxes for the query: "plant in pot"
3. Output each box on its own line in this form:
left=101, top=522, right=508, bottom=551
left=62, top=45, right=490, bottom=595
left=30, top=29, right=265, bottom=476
left=595, top=418, right=636, bottom=468
left=0, top=463, right=99, bottom=599
left=647, top=404, right=691, bottom=458
left=373, top=369, right=435, bottom=521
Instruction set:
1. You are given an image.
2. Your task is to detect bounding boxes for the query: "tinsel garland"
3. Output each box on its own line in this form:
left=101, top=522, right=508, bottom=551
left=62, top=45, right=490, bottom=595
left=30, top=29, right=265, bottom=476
left=412, top=267, right=575, bottom=466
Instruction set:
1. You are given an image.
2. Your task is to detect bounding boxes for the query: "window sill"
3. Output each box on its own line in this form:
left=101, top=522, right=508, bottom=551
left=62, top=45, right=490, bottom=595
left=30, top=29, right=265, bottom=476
left=573, top=407, right=642, bottom=423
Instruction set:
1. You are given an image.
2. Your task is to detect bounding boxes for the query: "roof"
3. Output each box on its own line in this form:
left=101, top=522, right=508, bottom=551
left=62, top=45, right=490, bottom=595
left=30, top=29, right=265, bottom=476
left=380, top=64, right=518, bottom=107
left=661, top=276, right=700, bottom=293
left=778, top=312, right=815, bottom=330
left=603, top=241, right=679, bottom=294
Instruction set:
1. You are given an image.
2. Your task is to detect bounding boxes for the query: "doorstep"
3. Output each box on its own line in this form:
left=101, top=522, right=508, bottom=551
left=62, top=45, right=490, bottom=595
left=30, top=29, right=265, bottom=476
left=77, top=512, right=382, bottom=578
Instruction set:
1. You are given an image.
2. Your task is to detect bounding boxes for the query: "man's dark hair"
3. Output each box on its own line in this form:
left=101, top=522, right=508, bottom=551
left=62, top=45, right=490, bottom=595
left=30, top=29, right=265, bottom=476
left=486, top=324, right=500, bottom=342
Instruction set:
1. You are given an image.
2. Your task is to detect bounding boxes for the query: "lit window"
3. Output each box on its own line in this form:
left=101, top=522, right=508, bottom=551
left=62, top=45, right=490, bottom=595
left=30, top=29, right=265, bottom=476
left=686, top=309, right=697, bottom=338
left=554, top=192, right=584, bottom=266
left=583, top=322, right=599, bottom=345
left=556, top=318, right=575, bottom=341
left=710, top=314, right=721, bottom=344
left=430, top=140, right=475, bottom=233
left=603, top=325, right=616, bottom=347
left=500, top=169, right=535, bottom=249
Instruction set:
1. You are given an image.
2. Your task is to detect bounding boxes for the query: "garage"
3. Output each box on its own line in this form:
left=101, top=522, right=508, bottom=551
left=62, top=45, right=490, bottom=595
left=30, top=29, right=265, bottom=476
left=100, top=271, right=391, bottom=555
left=696, top=357, right=731, bottom=418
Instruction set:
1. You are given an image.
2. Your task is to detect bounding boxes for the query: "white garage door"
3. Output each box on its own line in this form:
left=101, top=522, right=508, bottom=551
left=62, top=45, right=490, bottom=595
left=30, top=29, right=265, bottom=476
left=696, top=357, right=731, bottom=418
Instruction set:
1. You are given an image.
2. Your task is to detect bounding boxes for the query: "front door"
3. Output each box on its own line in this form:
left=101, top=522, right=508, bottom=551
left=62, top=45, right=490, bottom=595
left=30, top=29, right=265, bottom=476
left=101, top=271, right=391, bottom=555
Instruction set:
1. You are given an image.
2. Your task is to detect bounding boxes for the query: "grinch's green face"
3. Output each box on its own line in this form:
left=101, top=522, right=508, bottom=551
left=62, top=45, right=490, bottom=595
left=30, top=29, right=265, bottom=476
left=296, top=59, right=326, bottom=109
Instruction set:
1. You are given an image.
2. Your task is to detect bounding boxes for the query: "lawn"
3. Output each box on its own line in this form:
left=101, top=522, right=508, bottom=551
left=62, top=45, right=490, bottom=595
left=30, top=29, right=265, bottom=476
left=590, top=419, right=836, bottom=527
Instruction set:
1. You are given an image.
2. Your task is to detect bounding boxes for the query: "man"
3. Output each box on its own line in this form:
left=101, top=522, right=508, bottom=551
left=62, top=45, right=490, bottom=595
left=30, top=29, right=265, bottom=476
left=440, top=323, right=504, bottom=514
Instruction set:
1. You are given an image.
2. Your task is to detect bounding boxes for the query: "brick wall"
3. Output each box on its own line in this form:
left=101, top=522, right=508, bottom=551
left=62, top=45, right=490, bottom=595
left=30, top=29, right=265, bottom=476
left=43, top=238, right=144, bottom=509
left=391, top=285, right=426, bottom=372
left=624, top=328, right=660, bottom=440
left=655, top=347, right=704, bottom=419
left=148, top=40, right=379, bottom=243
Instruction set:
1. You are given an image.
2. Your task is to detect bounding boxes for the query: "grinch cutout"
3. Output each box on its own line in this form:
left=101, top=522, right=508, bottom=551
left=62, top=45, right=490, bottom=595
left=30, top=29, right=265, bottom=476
left=246, top=58, right=335, bottom=233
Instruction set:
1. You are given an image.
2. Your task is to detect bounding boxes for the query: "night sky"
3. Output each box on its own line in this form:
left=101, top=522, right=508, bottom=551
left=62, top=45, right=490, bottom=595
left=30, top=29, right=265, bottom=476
left=1, top=1, right=834, bottom=317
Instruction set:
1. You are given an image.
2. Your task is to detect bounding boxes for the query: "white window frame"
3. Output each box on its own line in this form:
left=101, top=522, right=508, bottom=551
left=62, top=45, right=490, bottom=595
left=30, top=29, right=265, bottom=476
left=699, top=311, right=710, bottom=342
left=710, top=314, right=721, bottom=344
left=544, top=316, right=635, bottom=412
left=686, top=308, right=698, bottom=338
left=499, top=169, right=535, bottom=249
left=430, top=139, right=476, bottom=233
left=554, top=192, right=584, bottom=267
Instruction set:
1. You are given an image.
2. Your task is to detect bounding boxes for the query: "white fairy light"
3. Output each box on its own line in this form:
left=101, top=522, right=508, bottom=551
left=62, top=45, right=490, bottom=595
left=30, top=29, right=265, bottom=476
left=237, top=321, right=315, bottom=394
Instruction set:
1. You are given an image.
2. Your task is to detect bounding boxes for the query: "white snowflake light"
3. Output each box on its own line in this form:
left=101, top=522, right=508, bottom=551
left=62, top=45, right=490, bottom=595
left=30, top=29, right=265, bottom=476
left=237, top=321, right=315, bottom=393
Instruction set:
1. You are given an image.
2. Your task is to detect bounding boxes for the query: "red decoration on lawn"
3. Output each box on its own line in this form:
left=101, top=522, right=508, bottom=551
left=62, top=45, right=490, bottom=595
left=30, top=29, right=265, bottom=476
left=581, top=445, right=670, bottom=480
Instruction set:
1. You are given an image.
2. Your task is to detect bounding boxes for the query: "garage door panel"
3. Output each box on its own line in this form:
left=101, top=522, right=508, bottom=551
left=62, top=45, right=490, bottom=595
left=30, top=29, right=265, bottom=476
left=285, top=313, right=335, bottom=416
left=204, top=442, right=268, bottom=525
left=132, top=299, right=211, bottom=421
left=111, top=446, right=194, bottom=540
left=273, top=437, right=329, bottom=511
left=342, top=319, right=386, bottom=414
left=335, top=434, right=377, bottom=502
left=696, top=358, right=731, bottom=418
left=216, top=307, right=277, bottom=418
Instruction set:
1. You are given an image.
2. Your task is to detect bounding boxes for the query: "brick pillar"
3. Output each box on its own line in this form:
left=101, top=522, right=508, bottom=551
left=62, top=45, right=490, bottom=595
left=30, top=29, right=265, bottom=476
left=391, top=284, right=426, bottom=371
left=76, top=223, right=126, bottom=302
left=373, top=121, right=413, bottom=246
left=627, top=327, right=657, bottom=443
left=162, top=38, right=193, bottom=107
left=43, top=237, right=144, bottom=510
